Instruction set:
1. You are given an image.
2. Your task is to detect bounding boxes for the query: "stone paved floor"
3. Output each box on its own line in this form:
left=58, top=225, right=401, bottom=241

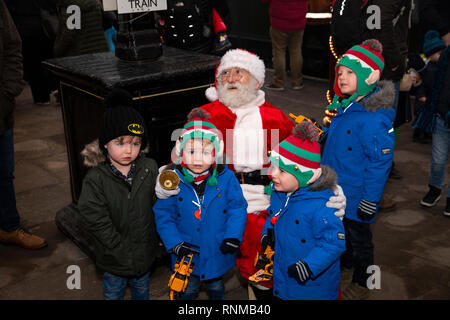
left=1, top=70, right=450, bottom=300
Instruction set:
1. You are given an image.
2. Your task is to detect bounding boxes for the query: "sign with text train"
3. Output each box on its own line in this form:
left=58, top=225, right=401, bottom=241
left=103, top=0, right=167, bottom=14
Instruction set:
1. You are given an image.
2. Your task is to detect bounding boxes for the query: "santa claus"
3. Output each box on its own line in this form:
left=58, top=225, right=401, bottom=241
left=157, top=49, right=346, bottom=299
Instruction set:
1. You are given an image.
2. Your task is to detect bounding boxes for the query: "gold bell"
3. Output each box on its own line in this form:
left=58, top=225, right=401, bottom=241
left=294, top=165, right=299, bottom=170
left=159, top=170, right=180, bottom=190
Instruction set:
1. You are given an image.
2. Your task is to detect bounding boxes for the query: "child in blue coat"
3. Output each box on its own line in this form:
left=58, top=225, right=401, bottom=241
left=261, top=122, right=346, bottom=300
left=321, top=40, right=396, bottom=292
left=153, top=108, right=247, bottom=300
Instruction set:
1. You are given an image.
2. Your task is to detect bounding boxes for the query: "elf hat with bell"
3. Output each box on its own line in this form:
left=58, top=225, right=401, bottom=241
left=176, top=108, right=224, bottom=186
left=269, top=121, right=321, bottom=189
left=205, top=48, right=265, bottom=101
left=328, top=39, right=385, bottom=110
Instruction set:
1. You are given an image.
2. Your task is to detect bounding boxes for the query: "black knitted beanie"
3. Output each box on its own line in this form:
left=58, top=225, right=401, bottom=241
left=99, top=88, right=147, bottom=153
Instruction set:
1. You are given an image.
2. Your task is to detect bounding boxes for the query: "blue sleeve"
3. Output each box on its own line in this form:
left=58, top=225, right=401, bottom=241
left=302, top=207, right=346, bottom=278
left=153, top=195, right=184, bottom=252
left=223, top=174, right=248, bottom=241
left=360, top=114, right=395, bottom=203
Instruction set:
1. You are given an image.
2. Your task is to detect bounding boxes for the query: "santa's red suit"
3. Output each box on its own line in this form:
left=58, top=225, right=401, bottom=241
left=201, top=87, right=294, bottom=283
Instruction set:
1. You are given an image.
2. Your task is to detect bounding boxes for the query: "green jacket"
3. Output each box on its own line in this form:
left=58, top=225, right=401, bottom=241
left=77, top=141, right=159, bottom=277
left=0, top=0, right=25, bottom=135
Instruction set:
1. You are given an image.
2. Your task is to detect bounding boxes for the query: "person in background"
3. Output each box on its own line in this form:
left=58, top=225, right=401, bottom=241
left=0, top=0, right=48, bottom=249
left=415, top=35, right=450, bottom=216
left=53, top=0, right=109, bottom=58
left=5, top=0, right=55, bottom=105
left=411, top=31, right=446, bottom=143
left=262, top=0, right=308, bottom=91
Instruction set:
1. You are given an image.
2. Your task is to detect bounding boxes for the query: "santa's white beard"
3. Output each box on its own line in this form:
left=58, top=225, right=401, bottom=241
left=217, top=77, right=259, bottom=109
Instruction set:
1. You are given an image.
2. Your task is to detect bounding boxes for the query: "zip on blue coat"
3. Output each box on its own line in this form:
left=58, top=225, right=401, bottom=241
left=153, top=165, right=248, bottom=281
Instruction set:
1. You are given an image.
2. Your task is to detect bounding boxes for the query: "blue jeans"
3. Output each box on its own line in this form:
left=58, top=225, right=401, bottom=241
left=103, top=271, right=150, bottom=300
left=429, top=117, right=450, bottom=198
left=179, top=276, right=225, bottom=300
left=0, top=129, right=21, bottom=232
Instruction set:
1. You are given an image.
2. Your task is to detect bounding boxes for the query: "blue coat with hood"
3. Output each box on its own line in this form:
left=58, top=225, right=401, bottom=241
left=153, top=164, right=247, bottom=281
left=262, top=167, right=346, bottom=300
left=321, top=80, right=396, bottom=224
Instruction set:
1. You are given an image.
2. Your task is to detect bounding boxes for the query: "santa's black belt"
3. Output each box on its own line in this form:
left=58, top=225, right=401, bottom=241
left=235, top=170, right=271, bottom=186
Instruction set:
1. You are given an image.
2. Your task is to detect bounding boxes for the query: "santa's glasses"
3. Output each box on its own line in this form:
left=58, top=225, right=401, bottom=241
left=220, top=68, right=250, bottom=81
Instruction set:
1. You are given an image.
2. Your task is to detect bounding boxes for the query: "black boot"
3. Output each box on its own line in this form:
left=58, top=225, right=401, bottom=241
left=389, top=162, right=402, bottom=180
left=420, top=185, right=442, bottom=207
left=444, top=197, right=450, bottom=217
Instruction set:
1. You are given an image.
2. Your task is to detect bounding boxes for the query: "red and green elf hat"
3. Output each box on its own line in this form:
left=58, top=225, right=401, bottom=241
left=269, top=121, right=321, bottom=189
left=328, top=39, right=385, bottom=110
left=179, top=108, right=221, bottom=186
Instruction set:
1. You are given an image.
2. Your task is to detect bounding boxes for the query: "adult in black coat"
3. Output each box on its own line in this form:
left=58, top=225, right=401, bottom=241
left=5, top=0, right=56, bottom=104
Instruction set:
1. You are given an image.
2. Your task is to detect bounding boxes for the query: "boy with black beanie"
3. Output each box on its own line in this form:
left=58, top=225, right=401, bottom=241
left=77, top=88, right=159, bottom=300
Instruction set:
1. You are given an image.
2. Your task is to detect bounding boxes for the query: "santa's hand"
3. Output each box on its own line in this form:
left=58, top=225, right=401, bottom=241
left=155, top=171, right=180, bottom=199
left=326, top=184, right=346, bottom=220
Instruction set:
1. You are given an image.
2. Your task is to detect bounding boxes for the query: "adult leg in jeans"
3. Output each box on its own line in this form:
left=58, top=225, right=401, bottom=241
left=269, top=26, right=288, bottom=88
left=0, top=129, right=47, bottom=249
left=0, top=128, right=21, bottom=232
left=103, top=272, right=127, bottom=300
left=179, top=275, right=201, bottom=300
left=205, top=277, right=225, bottom=300
left=429, top=117, right=450, bottom=197
left=129, top=271, right=150, bottom=300
left=288, top=29, right=304, bottom=88
left=347, top=219, right=373, bottom=288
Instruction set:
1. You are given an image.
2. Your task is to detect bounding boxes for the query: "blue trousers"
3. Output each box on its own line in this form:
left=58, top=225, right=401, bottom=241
left=103, top=271, right=150, bottom=300
left=429, top=117, right=450, bottom=198
left=179, top=276, right=225, bottom=300
left=0, top=129, right=21, bottom=232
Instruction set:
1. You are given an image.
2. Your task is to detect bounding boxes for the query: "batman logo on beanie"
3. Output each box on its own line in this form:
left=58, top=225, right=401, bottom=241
left=128, top=123, right=144, bottom=135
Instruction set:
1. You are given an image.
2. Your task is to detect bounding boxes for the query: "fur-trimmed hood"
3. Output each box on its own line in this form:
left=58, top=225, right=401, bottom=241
left=80, top=139, right=148, bottom=167
left=359, top=80, right=396, bottom=113
left=308, top=165, right=338, bottom=192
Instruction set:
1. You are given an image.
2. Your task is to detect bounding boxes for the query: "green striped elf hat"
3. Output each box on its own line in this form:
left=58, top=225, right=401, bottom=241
left=178, top=108, right=221, bottom=186
left=268, top=121, right=321, bottom=190
left=328, top=39, right=385, bottom=110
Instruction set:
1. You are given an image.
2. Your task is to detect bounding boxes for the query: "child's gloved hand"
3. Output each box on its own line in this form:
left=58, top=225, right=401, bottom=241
left=155, top=167, right=180, bottom=199
left=288, top=260, right=311, bottom=284
left=326, top=184, right=346, bottom=220
left=357, top=199, right=377, bottom=221
left=219, top=238, right=240, bottom=255
left=172, top=242, right=196, bottom=257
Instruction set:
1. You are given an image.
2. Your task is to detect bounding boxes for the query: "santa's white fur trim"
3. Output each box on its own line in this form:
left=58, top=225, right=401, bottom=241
left=217, top=49, right=265, bottom=85
left=205, top=86, right=218, bottom=102
left=241, top=184, right=270, bottom=213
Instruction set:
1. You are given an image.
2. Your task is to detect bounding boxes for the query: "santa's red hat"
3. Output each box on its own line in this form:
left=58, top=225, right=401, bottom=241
left=205, top=49, right=265, bottom=101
